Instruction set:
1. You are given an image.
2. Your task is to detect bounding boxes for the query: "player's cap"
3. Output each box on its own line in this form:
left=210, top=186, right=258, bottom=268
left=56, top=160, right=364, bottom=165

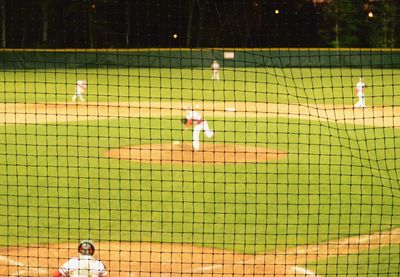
left=78, top=240, right=95, bottom=256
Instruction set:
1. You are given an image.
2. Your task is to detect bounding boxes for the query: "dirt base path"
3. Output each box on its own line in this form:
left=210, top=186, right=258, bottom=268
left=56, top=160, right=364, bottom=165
left=1, top=228, right=399, bottom=276
left=1, top=101, right=399, bottom=128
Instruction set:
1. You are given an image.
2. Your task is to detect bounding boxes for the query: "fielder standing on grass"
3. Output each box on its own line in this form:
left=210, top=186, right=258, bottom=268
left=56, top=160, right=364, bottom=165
left=211, top=60, right=220, bottom=80
left=354, top=77, right=366, bottom=108
left=72, top=80, right=87, bottom=102
left=183, top=106, right=214, bottom=151
left=53, top=240, right=108, bottom=277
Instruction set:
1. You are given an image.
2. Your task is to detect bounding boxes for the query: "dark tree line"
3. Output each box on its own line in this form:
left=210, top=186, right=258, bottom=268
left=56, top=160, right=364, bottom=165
left=0, top=0, right=399, bottom=48
left=318, top=0, right=400, bottom=47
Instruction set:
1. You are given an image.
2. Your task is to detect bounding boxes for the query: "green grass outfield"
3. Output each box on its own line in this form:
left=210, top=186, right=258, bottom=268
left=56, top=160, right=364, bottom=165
left=1, top=67, right=400, bottom=275
left=2, top=67, right=400, bottom=105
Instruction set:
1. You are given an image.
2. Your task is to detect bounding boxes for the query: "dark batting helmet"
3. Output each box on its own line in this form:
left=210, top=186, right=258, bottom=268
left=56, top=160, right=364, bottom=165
left=78, top=240, right=95, bottom=256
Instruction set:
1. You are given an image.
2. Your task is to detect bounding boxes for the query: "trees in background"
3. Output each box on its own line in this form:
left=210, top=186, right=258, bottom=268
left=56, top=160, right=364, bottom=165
left=0, top=0, right=398, bottom=48
left=317, top=0, right=366, bottom=47
left=365, top=0, right=399, bottom=47
left=316, top=0, right=399, bottom=48
left=0, top=0, right=5, bottom=47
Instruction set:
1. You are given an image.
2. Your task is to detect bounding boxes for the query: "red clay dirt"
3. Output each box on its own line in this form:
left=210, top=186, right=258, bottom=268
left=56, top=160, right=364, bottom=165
left=106, top=142, right=287, bottom=164
left=1, top=228, right=400, bottom=276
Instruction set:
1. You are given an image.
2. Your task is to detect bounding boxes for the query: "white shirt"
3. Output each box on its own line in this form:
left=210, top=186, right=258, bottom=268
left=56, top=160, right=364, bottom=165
left=59, top=255, right=108, bottom=277
left=76, top=81, right=87, bottom=94
left=186, top=110, right=203, bottom=123
left=211, top=62, right=220, bottom=71
left=356, top=81, right=365, bottom=95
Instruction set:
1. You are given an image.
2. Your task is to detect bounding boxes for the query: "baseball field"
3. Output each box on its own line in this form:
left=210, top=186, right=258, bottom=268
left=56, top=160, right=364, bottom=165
left=1, top=66, right=400, bottom=276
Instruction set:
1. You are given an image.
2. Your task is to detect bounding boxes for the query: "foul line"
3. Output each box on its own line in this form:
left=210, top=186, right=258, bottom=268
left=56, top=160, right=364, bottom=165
left=0, top=255, right=48, bottom=276
left=192, top=227, right=400, bottom=275
left=292, top=266, right=320, bottom=276
left=0, top=255, right=24, bottom=267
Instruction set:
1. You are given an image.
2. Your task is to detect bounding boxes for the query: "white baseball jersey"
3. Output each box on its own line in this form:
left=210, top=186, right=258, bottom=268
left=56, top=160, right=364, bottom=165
left=211, top=62, right=220, bottom=71
left=58, top=255, right=108, bottom=277
left=356, top=81, right=365, bottom=95
left=76, top=80, right=87, bottom=95
left=186, top=110, right=203, bottom=124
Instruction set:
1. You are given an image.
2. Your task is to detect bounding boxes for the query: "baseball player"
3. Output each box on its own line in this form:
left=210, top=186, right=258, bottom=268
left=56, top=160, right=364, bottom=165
left=53, top=240, right=108, bottom=277
left=72, top=80, right=87, bottom=102
left=183, top=106, right=214, bottom=151
left=211, top=60, right=220, bottom=80
left=354, top=77, right=366, bottom=108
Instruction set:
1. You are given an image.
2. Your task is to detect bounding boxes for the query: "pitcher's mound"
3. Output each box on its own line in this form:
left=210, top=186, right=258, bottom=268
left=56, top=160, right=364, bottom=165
left=106, top=143, right=287, bottom=164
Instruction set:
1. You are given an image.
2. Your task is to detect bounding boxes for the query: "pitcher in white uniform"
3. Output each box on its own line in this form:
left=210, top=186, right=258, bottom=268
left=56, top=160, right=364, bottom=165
left=184, top=106, right=214, bottom=151
left=53, top=240, right=108, bottom=277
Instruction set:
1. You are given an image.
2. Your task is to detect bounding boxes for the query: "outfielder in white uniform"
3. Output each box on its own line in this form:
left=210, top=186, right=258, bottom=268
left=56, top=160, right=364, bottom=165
left=354, top=77, right=366, bottom=108
left=184, top=106, right=214, bottom=151
left=211, top=60, right=220, bottom=80
left=53, top=240, right=108, bottom=277
left=72, top=80, right=87, bottom=102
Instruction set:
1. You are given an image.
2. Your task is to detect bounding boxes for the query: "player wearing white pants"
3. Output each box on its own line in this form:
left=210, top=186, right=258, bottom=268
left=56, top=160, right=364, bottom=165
left=354, top=77, right=366, bottom=108
left=72, top=80, right=87, bottom=102
left=211, top=60, right=220, bottom=80
left=184, top=107, right=214, bottom=151
left=53, top=240, right=108, bottom=277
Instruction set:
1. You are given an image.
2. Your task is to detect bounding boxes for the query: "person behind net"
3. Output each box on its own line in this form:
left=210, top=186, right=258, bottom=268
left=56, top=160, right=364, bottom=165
left=354, top=77, right=366, bottom=108
left=211, top=60, right=220, bottom=80
left=72, top=80, right=87, bottom=102
left=53, top=240, right=108, bottom=277
left=183, top=105, right=214, bottom=151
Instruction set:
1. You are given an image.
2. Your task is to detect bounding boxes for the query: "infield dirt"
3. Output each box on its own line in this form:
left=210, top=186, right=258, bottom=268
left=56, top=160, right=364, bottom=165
left=1, top=101, right=399, bottom=128
left=1, top=228, right=400, bottom=276
left=106, top=142, right=287, bottom=164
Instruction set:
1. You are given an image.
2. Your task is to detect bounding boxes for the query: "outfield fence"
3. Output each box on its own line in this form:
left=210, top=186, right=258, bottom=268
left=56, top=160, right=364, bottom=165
left=1, top=48, right=400, bottom=69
